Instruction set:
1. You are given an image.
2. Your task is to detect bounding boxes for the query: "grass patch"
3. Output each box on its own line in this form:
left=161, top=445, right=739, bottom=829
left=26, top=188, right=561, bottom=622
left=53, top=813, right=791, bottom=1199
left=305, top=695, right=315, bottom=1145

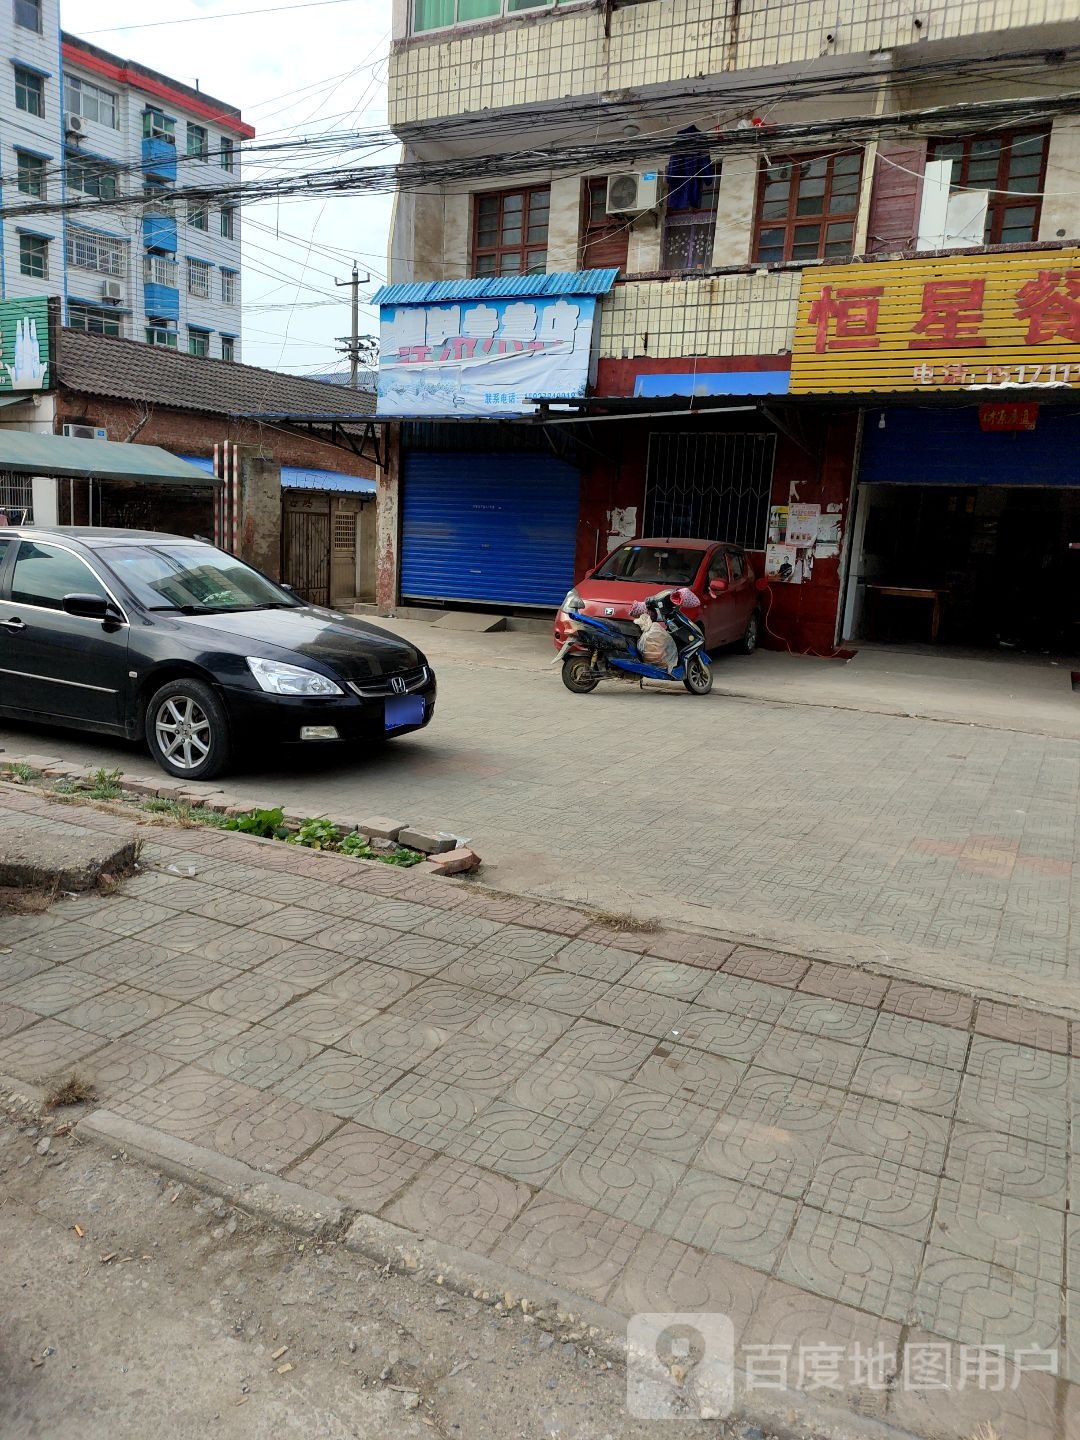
left=142, top=797, right=229, bottom=828
left=2, top=762, right=38, bottom=784
left=44, top=1073, right=98, bottom=1109
left=589, top=910, right=662, bottom=934
left=87, top=766, right=124, bottom=800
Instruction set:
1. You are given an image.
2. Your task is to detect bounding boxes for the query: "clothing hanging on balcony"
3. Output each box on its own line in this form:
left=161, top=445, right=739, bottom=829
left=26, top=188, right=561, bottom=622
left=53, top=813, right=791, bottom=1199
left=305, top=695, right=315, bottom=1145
left=665, top=127, right=715, bottom=211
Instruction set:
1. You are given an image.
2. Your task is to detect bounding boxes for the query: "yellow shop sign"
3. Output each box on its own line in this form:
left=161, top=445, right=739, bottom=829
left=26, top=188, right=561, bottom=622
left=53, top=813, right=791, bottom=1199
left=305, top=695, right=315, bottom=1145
left=790, top=248, right=1080, bottom=393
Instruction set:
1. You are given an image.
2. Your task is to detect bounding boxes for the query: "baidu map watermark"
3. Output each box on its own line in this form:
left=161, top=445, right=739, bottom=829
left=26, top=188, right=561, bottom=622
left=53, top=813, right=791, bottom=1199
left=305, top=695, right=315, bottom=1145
left=626, top=1313, right=1058, bottom=1420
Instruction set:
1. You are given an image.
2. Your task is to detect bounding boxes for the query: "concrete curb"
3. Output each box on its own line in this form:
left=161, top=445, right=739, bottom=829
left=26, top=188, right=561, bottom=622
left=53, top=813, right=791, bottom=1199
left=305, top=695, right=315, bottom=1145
left=60, top=1105, right=920, bottom=1440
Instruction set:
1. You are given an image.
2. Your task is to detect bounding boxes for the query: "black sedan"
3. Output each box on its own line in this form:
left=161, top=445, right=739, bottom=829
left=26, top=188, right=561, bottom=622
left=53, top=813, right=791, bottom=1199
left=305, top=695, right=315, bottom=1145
left=0, top=527, right=436, bottom=780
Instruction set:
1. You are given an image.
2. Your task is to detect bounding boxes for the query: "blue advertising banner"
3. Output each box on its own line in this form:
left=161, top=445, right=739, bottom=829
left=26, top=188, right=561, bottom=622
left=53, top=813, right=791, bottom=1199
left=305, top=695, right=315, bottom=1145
left=377, top=293, right=599, bottom=417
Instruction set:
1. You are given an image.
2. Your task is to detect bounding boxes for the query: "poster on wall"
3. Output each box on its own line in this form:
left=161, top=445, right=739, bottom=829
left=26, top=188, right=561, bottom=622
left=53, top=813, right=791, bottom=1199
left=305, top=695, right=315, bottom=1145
left=786, top=503, right=821, bottom=546
left=0, top=297, right=50, bottom=392
left=377, top=293, right=601, bottom=417
left=765, top=544, right=801, bottom=583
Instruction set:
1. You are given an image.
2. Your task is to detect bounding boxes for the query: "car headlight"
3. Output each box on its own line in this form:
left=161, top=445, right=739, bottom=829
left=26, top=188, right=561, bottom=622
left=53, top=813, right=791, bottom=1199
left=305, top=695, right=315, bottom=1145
left=246, top=657, right=343, bottom=696
left=562, top=589, right=584, bottom=614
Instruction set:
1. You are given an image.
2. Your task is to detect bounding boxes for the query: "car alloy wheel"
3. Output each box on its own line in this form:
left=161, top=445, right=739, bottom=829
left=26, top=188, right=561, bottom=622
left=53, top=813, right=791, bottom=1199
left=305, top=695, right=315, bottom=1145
left=145, top=677, right=231, bottom=780
left=155, top=695, right=212, bottom=771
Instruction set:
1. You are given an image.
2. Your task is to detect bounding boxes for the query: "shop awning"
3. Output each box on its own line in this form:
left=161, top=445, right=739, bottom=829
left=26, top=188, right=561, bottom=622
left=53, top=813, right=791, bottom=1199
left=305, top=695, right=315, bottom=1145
left=634, top=370, right=792, bottom=399
left=282, top=466, right=375, bottom=495
left=0, top=431, right=219, bottom=485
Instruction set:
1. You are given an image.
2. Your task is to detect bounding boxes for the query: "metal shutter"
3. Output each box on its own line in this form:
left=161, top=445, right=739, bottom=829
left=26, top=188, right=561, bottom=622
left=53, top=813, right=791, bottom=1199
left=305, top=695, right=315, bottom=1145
left=402, top=451, right=580, bottom=606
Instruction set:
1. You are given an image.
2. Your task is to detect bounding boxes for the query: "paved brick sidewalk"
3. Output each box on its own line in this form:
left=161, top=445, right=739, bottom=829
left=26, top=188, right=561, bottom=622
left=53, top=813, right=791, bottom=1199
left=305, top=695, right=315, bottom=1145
left=0, top=787, right=1077, bottom=1437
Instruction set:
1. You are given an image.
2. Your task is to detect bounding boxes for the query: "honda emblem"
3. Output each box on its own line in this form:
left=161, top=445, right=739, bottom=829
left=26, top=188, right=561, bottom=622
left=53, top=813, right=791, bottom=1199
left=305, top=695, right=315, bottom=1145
left=391, top=676, right=406, bottom=694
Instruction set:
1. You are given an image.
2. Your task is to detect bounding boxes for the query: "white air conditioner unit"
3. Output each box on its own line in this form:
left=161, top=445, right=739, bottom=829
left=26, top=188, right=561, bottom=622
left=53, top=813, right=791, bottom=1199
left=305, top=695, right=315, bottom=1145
left=101, top=280, right=124, bottom=302
left=65, top=113, right=87, bottom=137
left=62, top=424, right=108, bottom=441
left=605, top=170, right=659, bottom=215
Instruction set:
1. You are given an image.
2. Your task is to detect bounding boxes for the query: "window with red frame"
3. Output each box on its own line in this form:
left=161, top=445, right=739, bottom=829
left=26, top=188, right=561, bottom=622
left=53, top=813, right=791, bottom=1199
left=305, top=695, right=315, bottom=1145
left=753, top=151, right=862, bottom=265
left=472, top=187, right=549, bottom=276
left=579, top=179, right=630, bottom=273
left=927, top=129, right=1049, bottom=246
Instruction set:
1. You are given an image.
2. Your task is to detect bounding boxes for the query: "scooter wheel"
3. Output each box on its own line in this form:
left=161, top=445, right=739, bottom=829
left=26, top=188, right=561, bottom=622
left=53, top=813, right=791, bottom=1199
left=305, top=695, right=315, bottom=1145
left=682, top=654, right=713, bottom=695
left=561, top=656, right=601, bottom=694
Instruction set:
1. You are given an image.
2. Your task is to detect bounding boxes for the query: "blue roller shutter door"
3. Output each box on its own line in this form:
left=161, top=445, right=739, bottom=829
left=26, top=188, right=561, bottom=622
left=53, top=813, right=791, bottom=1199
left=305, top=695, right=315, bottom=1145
left=402, top=452, right=580, bottom=606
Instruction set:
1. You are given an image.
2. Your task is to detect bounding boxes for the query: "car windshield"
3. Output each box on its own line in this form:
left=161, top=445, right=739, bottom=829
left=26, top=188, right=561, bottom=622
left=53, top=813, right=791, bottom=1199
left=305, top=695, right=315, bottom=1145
left=99, top=544, right=299, bottom=614
left=594, top=545, right=702, bottom=586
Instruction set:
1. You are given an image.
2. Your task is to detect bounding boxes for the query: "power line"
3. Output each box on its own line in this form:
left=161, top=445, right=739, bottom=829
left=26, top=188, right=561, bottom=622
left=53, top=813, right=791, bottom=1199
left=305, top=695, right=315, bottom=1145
left=82, top=0, right=364, bottom=35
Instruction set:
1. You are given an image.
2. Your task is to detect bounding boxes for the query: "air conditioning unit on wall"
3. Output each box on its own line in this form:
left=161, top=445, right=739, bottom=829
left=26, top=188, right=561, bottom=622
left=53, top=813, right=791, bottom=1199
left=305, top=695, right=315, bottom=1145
left=62, top=424, right=108, bottom=441
left=605, top=170, right=659, bottom=215
left=65, top=113, right=87, bottom=137
left=101, top=280, right=124, bottom=302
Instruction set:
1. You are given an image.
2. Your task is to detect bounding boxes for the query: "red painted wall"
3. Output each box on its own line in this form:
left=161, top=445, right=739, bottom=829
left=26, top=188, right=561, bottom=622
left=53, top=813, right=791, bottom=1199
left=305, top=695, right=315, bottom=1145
left=596, top=354, right=790, bottom=399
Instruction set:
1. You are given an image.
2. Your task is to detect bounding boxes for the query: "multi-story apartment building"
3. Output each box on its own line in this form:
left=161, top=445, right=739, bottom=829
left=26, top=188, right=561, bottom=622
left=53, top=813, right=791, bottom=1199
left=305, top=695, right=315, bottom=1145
left=380, top=0, right=1080, bottom=654
left=3, top=0, right=249, bottom=358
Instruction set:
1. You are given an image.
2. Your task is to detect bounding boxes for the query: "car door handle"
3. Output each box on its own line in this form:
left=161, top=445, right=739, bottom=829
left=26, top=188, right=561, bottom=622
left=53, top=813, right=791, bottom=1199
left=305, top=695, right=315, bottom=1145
left=0, top=617, right=26, bottom=631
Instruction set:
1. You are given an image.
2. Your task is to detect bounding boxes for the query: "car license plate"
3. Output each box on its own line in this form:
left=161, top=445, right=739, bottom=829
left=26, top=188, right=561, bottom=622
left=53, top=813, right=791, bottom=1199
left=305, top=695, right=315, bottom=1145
left=385, top=695, right=425, bottom=731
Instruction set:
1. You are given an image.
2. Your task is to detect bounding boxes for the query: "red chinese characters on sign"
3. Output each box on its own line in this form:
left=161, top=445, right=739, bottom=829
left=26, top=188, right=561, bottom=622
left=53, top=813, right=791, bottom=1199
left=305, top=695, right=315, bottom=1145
left=1014, top=269, right=1080, bottom=344
left=807, top=285, right=884, bottom=353
left=979, top=403, right=1039, bottom=432
left=908, top=280, right=987, bottom=349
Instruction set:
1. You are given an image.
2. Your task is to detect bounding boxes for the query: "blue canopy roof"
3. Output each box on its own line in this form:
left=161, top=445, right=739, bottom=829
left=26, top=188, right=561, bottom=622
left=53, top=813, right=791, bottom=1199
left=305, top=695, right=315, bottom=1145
left=178, top=455, right=374, bottom=495
left=372, top=269, right=620, bottom=307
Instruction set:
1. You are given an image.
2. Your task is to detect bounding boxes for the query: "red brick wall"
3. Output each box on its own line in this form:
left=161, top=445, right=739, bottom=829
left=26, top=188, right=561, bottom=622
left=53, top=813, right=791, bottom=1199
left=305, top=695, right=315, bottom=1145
left=55, top=389, right=378, bottom=480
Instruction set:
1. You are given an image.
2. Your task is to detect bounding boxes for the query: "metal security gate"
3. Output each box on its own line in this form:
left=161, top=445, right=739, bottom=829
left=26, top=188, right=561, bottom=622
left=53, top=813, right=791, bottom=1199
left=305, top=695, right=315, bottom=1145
left=402, top=452, right=580, bottom=607
left=282, top=508, right=330, bottom=606
left=644, top=433, right=776, bottom=549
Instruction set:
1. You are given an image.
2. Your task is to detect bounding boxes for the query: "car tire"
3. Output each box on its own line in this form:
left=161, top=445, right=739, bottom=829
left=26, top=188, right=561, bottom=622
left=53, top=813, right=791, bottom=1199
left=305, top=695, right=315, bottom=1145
left=682, top=654, right=714, bottom=695
left=561, top=655, right=600, bottom=694
left=145, top=678, right=231, bottom=781
left=739, top=609, right=761, bottom=655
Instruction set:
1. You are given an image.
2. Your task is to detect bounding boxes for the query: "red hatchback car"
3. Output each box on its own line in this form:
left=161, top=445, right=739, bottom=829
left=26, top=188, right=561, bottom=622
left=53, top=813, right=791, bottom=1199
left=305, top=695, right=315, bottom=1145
left=554, top=538, right=761, bottom=655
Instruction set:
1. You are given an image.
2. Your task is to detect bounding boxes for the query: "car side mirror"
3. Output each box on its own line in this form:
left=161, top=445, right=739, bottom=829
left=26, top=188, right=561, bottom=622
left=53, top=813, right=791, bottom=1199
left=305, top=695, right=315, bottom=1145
left=63, top=592, right=110, bottom=620
left=708, top=578, right=728, bottom=596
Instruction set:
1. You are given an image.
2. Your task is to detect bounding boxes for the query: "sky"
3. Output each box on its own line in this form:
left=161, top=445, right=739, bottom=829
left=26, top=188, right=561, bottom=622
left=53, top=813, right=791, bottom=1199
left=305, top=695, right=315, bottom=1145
left=61, top=0, right=394, bottom=376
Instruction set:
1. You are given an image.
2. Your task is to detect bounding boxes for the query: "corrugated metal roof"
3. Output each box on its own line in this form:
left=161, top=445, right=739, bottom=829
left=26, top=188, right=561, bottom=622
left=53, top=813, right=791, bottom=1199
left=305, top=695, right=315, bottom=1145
left=372, top=270, right=620, bottom=306
left=282, top=466, right=375, bottom=495
left=0, top=431, right=218, bottom=485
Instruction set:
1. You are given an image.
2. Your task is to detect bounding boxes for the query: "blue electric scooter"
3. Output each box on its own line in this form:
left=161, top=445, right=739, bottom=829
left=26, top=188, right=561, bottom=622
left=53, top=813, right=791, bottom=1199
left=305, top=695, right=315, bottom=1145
left=555, top=590, right=713, bottom=696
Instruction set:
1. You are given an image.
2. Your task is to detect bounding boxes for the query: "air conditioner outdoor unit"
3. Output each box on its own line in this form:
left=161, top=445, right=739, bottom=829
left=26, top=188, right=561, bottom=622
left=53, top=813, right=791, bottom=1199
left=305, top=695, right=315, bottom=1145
left=101, top=280, right=124, bottom=302
left=605, top=170, right=659, bottom=215
left=65, top=113, right=87, bottom=137
left=62, top=424, right=108, bottom=441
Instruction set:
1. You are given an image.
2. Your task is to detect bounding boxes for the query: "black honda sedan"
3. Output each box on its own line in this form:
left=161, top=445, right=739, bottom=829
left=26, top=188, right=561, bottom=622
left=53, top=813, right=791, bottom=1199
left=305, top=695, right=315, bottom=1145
left=0, top=528, right=436, bottom=780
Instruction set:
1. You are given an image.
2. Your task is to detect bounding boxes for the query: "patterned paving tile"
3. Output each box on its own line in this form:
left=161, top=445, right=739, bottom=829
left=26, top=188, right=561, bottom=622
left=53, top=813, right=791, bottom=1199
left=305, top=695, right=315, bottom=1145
left=0, top=1001, right=38, bottom=1040
left=756, top=1028, right=862, bottom=1089
left=389, top=980, right=489, bottom=1031
left=341, top=1013, right=448, bottom=1069
left=287, top=1121, right=433, bottom=1211
left=956, top=1072, right=1069, bottom=1149
left=20, top=922, right=126, bottom=963
left=278, top=1049, right=406, bottom=1120
left=325, top=960, right=419, bottom=1012
left=142, top=915, right=237, bottom=954
left=128, top=1004, right=250, bottom=1062
left=81, top=898, right=180, bottom=938
left=622, top=958, right=708, bottom=1001
left=366, top=933, right=468, bottom=977
left=210, top=1091, right=339, bottom=1174
left=0, top=911, right=62, bottom=944
left=255, top=945, right=352, bottom=988
left=66, top=937, right=179, bottom=986
left=912, top=1248, right=1061, bottom=1350
left=509, top=969, right=614, bottom=1018
left=362, top=1072, right=489, bottom=1148
left=932, top=1177, right=1064, bottom=1283
left=187, top=891, right=281, bottom=927
left=850, top=1052, right=961, bottom=1116
left=646, top=932, right=735, bottom=969
left=438, top=951, right=538, bottom=997
left=585, top=1083, right=715, bottom=1164
left=866, top=1012, right=970, bottom=1070
left=190, top=929, right=292, bottom=969
left=307, top=920, right=400, bottom=959
left=804, top=1149, right=938, bottom=1240
left=890, top=1332, right=1063, bottom=1440
left=608, top=1234, right=758, bottom=1328
left=474, top=924, right=569, bottom=964
left=636, top=1043, right=745, bottom=1110
left=974, top=1000, right=1070, bottom=1054
left=778, top=1209, right=921, bottom=1322
left=655, top=1169, right=796, bottom=1271
left=0, top=1018, right=104, bottom=1078
left=772, top=993, right=878, bottom=1045
left=133, top=953, right=237, bottom=1003
left=462, top=999, right=574, bottom=1057
left=445, top=1103, right=585, bottom=1185
left=966, top=1035, right=1069, bottom=1092
left=544, top=1020, right=656, bottom=1080
left=414, top=912, right=505, bottom=947
left=945, top=1124, right=1067, bottom=1209
left=797, top=963, right=889, bottom=1009
left=0, top=968, right=114, bottom=1017
left=489, top=1192, right=641, bottom=1302
left=360, top=899, right=444, bottom=933
left=57, top=985, right=177, bottom=1039
left=829, top=1096, right=950, bottom=1176
left=882, top=981, right=973, bottom=1029
left=204, top=1024, right=320, bottom=1089
left=673, top=1005, right=775, bottom=1063
left=549, top=1139, right=685, bottom=1228
left=548, top=938, right=635, bottom=984
left=0, top=953, right=52, bottom=989
left=586, top=986, right=685, bottom=1037
left=250, top=907, right=331, bottom=941
left=694, top=973, right=798, bottom=1025
left=383, top=1154, right=531, bottom=1252
left=506, top=1056, right=622, bottom=1127
left=202, top=971, right=308, bottom=1023
left=699, top=1070, right=842, bottom=1198
left=722, top=947, right=809, bottom=989
left=113, top=1063, right=245, bottom=1139
left=80, top=1039, right=181, bottom=1107
left=415, top=1036, right=531, bottom=1096
left=263, top=994, right=375, bottom=1046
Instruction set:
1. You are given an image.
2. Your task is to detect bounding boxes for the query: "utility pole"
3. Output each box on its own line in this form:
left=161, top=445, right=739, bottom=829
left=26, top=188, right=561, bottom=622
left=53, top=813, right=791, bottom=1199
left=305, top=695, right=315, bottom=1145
left=335, top=263, right=371, bottom=389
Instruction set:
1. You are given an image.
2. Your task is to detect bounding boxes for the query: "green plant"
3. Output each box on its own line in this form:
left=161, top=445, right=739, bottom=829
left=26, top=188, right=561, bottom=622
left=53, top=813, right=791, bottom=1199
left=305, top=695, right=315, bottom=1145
left=289, top=817, right=340, bottom=850
left=223, top=806, right=288, bottom=840
left=143, top=797, right=228, bottom=828
left=383, top=846, right=424, bottom=867
left=4, top=762, right=36, bottom=784
left=87, top=766, right=123, bottom=800
left=338, top=832, right=376, bottom=859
